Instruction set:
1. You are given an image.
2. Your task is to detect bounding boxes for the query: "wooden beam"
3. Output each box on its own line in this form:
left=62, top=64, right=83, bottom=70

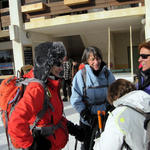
left=21, top=2, right=46, bottom=13
left=0, top=31, right=9, bottom=37
left=64, top=0, right=90, bottom=6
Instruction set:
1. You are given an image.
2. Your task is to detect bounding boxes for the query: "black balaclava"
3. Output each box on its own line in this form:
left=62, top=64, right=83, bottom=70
left=34, top=42, right=66, bottom=83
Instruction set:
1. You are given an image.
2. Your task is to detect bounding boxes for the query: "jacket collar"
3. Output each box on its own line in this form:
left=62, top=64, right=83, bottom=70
left=113, top=90, right=150, bottom=113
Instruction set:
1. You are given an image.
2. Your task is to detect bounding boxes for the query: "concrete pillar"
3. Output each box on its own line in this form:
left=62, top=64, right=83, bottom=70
left=145, top=0, right=150, bottom=41
left=110, top=32, right=115, bottom=69
left=108, top=27, right=111, bottom=70
left=140, top=24, right=145, bottom=43
left=9, top=0, right=24, bottom=75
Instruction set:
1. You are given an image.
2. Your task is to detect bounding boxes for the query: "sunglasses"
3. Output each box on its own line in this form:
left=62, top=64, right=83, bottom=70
left=54, top=61, right=63, bottom=67
left=140, top=54, right=150, bottom=59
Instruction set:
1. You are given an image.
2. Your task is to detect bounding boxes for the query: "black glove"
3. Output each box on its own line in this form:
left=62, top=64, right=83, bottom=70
left=24, top=133, right=51, bottom=150
left=80, top=109, right=94, bottom=125
left=67, top=121, right=85, bottom=142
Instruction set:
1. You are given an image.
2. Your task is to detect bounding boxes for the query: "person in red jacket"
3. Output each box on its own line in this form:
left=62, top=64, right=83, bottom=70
left=8, top=42, right=84, bottom=150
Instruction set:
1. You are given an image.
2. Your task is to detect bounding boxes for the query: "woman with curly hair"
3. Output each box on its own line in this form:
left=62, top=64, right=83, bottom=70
left=94, top=79, right=150, bottom=150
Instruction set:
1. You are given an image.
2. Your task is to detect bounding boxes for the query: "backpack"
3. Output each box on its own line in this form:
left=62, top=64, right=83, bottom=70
left=0, top=75, right=52, bottom=150
left=121, top=105, right=150, bottom=150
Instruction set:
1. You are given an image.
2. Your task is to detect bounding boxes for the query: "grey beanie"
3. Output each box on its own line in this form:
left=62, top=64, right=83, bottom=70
left=34, top=41, right=66, bottom=82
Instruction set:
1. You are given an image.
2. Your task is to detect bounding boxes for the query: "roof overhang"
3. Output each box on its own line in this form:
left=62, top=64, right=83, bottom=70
left=24, top=6, right=145, bottom=37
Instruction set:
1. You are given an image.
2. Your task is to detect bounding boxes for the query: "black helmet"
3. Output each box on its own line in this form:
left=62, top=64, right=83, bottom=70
left=34, top=41, right=66, bottom=82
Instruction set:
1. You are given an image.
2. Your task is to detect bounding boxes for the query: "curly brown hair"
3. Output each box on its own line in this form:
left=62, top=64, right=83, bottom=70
left=107, top=79, right=136, bottom=105
left=138, top=41, right=150, bottom=52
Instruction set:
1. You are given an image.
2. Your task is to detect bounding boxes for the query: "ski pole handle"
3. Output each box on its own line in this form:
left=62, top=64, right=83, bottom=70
left=97, top=110, right=102, bottom=133
left=102, top=111, right=106, bottom=116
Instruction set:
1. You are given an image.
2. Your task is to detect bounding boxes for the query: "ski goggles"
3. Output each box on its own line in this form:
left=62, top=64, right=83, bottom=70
left=139, top=54, right=150, bottom=59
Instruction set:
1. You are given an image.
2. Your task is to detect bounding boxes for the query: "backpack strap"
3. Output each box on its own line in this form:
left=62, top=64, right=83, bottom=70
left=119, top=104, right=145, bottom=115
left=29, top=81, right=54, bottom=132
left=104, top=67, right=109, bottom=87
left=81, top=67, right=87, bottom=100
left=81, top=67, right=109, bottom=93
left=17, top=78, right=54, bottom=133
left=19, top=78, right=45, bottom=87
left=121, top=140, right=132, bottom=150
left=119, top=104, right=150, bottom=150
left=81, top=67, right=109, bottom=105
left=145, top=119, right=150, bottom=150
left=22, top=78, right=54, bottom=131
left=81, top=67, right=109, bottom=106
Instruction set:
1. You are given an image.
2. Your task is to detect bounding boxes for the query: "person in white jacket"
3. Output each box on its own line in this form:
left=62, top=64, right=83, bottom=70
left=94, top=78, right=150, bottom=150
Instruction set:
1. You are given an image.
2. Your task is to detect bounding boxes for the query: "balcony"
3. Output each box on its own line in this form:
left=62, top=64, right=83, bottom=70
left=0, top=0, right=145, bottom=31
left=21, top=0, right=144, bottom=22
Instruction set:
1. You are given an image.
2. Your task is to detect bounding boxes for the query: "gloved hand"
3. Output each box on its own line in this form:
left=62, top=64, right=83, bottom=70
left=24, top=135, right=51, bottom=150
left=67, top=121, right=85, bottom=142
left=80, top=109, right=93, bottom=125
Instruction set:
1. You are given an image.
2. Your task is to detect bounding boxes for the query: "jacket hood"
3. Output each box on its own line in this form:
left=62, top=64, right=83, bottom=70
left=113, top=90, right=150, bottom=113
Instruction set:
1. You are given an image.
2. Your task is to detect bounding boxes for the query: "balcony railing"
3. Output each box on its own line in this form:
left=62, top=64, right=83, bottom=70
left=0, top=0, right=145, bottom=31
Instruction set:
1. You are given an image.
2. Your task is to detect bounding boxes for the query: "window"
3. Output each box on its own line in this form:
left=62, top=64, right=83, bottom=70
left=24, top=47, right=33, bottom=65
left=0, top=50, right=14, bottom=75
left=0, top=0, right=9, bottom=8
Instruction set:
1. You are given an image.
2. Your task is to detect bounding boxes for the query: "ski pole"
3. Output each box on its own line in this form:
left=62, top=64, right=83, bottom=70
left=89, top=116, right=98, bottom=150
left=97, top=110, right=102, bottom=133
left=102, top=111, right=106, bottom=131
left=74, top=139, right=78, bottom=150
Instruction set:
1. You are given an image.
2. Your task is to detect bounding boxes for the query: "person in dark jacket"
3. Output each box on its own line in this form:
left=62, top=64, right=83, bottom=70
left=136, top=40, right=150, bottom=94
left=8, top=42, right=84, bottom=150
left=62, top=57, right=73, bottom=101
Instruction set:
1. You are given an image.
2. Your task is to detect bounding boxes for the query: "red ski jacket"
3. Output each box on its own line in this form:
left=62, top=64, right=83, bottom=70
left=8, top=70, right=68, bottom=150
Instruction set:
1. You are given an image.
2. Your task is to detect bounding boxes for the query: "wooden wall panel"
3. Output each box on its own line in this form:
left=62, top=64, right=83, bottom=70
left=0, top=8, right=10, bottom=29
